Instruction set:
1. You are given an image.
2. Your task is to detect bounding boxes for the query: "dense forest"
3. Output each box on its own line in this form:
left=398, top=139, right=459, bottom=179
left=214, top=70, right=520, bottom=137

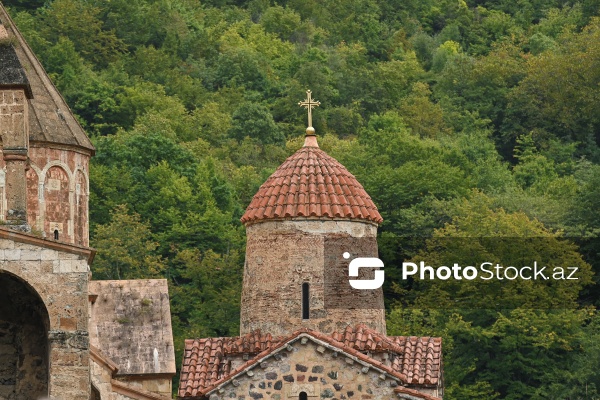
left=4, top=0, right=600, bottom=397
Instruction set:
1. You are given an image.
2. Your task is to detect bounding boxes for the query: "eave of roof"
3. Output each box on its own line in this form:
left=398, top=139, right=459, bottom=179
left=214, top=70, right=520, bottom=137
left=241, top=138, right=383, bottom=225
left=0, top=226, right=95, bottom=263
left=395, top=387, right=442, bottom=400
left=178, top=326, right=442, bottom=399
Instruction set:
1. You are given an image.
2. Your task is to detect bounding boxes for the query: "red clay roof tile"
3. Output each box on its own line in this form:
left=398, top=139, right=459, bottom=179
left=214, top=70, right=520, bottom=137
left=178, top=325, right=442, bottom=398
left=241, top=141, right=383, bottom=225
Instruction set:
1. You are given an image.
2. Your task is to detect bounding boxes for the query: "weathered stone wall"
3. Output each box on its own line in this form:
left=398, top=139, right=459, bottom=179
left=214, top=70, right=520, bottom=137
left=88, top=280, right=176, bottom=378
left=113, top=377, right=172, bottom=398
left=205, top=339, right=440, bottom=400
left=0, top=145, right=90, bottom=246
left=90, top=356, right=114, bottom=400
left=241, top=220, right=386, bottom=336
left=28, top=146, right=90, bottom=246
left=0, top=89, right=29, bottom=225
left=0, top=235, right=91, bottom=400
left=91, top=356, right=173, bottom=400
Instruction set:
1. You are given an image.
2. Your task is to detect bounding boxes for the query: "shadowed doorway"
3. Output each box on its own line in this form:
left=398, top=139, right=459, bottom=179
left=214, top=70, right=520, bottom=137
left=0, top=272, right=49, bottom=399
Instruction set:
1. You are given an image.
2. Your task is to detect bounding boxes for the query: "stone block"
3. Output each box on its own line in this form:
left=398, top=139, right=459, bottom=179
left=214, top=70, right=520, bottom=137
left=3, top=249, right=20, bottom=261
left=0, top=240, right=15, bottom=249
left=41, top=249, right=58, bottom=260
left=20, top=249, right=42, bottom=261
left=59, top=317, right=77, bottom=331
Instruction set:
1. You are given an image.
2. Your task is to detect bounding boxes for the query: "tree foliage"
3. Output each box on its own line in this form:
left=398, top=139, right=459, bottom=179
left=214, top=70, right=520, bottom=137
left=5, top=0, right=600, bottom=396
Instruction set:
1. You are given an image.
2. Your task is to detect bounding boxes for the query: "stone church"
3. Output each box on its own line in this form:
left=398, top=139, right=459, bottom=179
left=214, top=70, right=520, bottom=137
left=177, top=102, right=444, bottom=398
left=0, top=4, right=176, bottom=400
left=0, top=1, right=443, bottom=398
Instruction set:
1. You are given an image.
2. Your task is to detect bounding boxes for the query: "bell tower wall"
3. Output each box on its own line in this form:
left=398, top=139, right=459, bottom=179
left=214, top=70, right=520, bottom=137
left=240, top=219, right=386, bottom=336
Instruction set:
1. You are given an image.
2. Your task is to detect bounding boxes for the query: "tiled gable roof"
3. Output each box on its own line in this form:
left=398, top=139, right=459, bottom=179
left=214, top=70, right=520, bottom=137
left=178, top=325, right=442, bottom=398
left=332, top=324, right=442, bottom=386
left=240, top=141, right=383, bottom=225
left=180, top=330, right=284, bottom=393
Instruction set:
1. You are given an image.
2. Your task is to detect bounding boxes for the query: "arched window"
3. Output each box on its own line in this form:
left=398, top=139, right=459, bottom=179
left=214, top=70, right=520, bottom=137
left=302, top=282, right=309, bottom=319
left=54, top=230, right=59, bottom=240
left=299, top=392, right=308, bottom=400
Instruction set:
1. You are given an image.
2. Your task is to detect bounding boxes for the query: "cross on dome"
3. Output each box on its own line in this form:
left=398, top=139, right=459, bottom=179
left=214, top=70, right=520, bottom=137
left=298, top=90, right=320, bottom=136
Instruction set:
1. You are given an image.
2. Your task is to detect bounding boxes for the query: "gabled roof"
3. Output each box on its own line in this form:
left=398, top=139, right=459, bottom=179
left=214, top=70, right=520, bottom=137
left=90, top=345, right=172, bottom=400
left=178, top=324, right=442, bottom=398
left=0, top=4, right=95, bottom=153
left=240, top=137, right=383, bottom=225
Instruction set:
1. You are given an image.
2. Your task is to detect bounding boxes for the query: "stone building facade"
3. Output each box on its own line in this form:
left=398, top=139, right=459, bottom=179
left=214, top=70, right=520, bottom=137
left=240, top=219, right=385, bottom=337
left=88, top=280, right=177, bottom=399
left=0, top=231, right=92, bottom=399
left=0, top=4, right=176, bottom=399
left=0, top=11, right=93, bottom=245
left=178, top=125, right=444, bottom=399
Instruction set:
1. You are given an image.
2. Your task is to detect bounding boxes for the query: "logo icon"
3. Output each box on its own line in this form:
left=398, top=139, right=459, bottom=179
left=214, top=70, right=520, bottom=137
left=344, top=252, right=385, bottom=290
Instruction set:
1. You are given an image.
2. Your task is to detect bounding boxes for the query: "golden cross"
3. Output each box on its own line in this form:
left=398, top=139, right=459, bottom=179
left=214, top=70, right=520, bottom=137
left=298, top=90, right=320, bottom=128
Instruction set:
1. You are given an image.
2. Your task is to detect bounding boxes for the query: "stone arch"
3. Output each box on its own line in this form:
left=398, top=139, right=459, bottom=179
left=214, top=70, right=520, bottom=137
left=74, top=169, right=89, bottom=246
left=0, top=167, right=5, bottom=220
left=43, top=164, right=71, bottom=242
left=0, top=271, right=50, bottom=399
left=41, top=160, right=73, bottom=182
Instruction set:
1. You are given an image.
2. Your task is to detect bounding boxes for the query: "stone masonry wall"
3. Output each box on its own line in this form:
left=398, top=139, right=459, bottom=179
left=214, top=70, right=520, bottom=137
left=0, top=91, right=28, bottom=150
left=28, top=146, right=90, bottom=246
left=0, top=89, right=28, bottom=224
left=241, top=220, right=386, bottom=336
left=0, top=144, right=90, bottom=246
left=205, top=339, right=440, bottom=400
left=0, top=236, right=90, bottom=399
left=114, top=377, right=172, bottom=398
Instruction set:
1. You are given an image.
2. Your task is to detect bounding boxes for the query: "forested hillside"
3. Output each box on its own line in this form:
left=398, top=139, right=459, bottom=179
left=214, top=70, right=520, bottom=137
left=4, top=0, right=600, bottom=397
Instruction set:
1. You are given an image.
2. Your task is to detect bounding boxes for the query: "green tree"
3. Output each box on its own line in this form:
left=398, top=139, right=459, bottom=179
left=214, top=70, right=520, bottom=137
left=228, top=102, right=284, bottom=145
left=506, top=19, right=600, bottom=160
left=39, top=0, right=125, bottom=65
left=92, top=205, right=165, bottom=280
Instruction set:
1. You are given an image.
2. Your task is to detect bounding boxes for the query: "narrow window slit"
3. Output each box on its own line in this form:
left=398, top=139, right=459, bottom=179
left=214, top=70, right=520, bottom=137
left=302, top=282, right=309, bottom=319
left=54, top=230, right=59, bottom=240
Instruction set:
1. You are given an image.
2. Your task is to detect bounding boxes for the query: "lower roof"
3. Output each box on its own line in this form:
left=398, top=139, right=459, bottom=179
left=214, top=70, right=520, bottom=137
left=179, top=324, right=442, bottom=398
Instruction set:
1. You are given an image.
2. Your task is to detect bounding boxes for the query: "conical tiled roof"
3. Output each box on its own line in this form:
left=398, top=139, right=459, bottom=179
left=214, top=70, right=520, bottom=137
left=241, top=136, right=382, bottom=225
left=0, top=4, right=94, bottom=153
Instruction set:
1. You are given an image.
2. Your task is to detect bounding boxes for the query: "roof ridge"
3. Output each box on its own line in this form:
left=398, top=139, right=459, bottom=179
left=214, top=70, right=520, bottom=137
left=179, top=326, right=442, bottom=397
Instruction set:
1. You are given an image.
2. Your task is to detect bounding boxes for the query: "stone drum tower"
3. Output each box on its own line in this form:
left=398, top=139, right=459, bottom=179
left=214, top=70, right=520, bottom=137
left=179, top=92, right=443, bottom=400
left=239, top=90, right=386, bottom=336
